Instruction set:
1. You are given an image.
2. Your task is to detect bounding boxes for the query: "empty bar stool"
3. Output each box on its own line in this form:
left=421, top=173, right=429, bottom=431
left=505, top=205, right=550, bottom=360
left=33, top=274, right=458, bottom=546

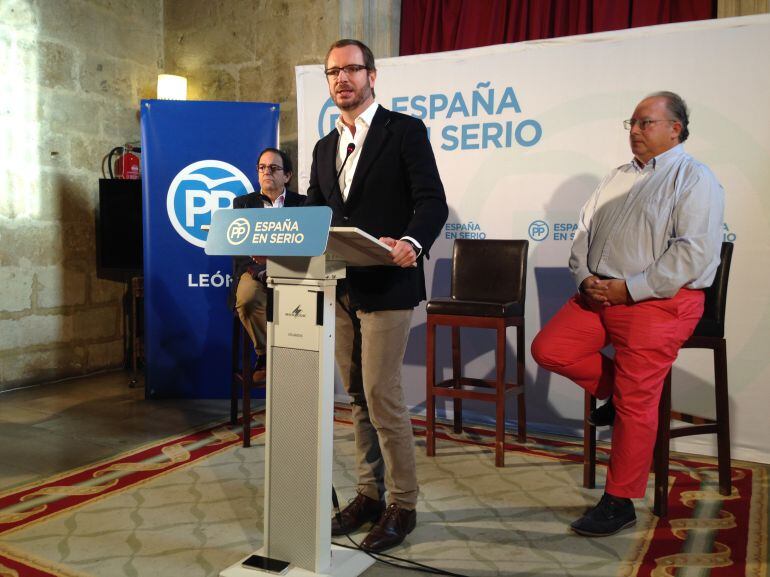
left=426, top=239, right=528, bottom=467
left=231, top=315, right=266, bottom=448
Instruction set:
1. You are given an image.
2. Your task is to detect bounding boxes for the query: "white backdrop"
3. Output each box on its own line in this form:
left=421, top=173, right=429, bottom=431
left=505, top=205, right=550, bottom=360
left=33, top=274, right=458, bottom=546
left=295, top=15, right=770, bottom=463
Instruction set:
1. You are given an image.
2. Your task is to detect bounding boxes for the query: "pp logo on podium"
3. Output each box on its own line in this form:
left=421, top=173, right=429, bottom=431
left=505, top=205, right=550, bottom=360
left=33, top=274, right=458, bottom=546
left=166, top=160, right=254, bottom=248
left=227, top=218, right=251, bottom=245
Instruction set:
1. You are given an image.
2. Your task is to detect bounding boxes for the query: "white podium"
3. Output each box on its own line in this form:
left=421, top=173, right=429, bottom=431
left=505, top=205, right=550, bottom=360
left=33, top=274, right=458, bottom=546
left=213, top=219, right=393, bottom=577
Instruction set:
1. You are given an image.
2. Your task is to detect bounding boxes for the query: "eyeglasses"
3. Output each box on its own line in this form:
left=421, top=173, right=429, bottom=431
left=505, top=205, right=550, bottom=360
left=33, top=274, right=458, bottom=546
left=324, top=64, right=368, bottom=78
left=623, top=118, right=676, bottom=130
left=257, top=164, right=284, bottom=174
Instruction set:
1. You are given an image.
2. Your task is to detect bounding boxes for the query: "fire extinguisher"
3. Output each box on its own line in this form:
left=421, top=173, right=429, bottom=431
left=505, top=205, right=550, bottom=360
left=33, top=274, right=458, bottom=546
left=102, top=143, right=141, bottom=179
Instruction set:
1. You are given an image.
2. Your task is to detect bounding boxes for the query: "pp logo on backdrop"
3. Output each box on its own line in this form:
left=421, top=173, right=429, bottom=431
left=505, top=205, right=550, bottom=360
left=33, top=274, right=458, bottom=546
left=317, top=97, right=340, bottom=138
left=227, top=218, right=251, bottom=245
left=166, top=160, right=254, bottom=248
left=528, top=220, right=549, bottom=242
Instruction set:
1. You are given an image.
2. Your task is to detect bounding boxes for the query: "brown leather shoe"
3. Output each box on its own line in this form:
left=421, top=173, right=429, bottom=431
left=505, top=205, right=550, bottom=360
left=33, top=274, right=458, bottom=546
left=360, top=503, right=416, bottom=552
left=331, top=493, right=385, bottom=536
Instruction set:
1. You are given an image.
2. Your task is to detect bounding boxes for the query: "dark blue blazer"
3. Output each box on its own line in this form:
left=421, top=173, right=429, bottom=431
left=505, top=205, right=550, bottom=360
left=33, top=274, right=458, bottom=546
left=306, top=106, right=447, bottom=311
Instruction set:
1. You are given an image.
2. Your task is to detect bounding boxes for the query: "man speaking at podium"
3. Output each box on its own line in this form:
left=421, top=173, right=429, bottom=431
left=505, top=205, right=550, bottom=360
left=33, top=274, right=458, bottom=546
left=306, top=39, right=447, bottom=552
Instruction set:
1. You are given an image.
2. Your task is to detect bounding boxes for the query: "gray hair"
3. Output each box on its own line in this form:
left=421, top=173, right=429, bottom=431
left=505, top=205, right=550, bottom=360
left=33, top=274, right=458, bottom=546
left=648, top=91, right=689, bottom=142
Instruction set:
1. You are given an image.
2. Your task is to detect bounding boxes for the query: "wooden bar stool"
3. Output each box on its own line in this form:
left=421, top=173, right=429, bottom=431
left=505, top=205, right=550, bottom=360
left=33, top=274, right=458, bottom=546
left=584, top=242, right=734, bottom=517
left=231, top=315, right=266, bottom=447
left=426, top=239, right=528, bottom=467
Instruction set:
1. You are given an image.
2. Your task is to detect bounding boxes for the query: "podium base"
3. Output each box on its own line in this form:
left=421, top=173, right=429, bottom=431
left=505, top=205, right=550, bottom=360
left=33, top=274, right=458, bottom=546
left=220, top=545, right=375, bottom=577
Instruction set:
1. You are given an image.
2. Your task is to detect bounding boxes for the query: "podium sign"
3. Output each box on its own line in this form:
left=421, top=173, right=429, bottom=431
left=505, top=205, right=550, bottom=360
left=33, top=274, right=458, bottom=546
left=206, top=206, right=333, bottom=257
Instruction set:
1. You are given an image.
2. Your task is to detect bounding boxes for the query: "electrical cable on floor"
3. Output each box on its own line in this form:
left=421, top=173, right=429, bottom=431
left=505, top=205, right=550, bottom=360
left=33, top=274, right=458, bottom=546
left=331, top=486, right=470, bottom=577
left=332, top=538, right=471, bottom=577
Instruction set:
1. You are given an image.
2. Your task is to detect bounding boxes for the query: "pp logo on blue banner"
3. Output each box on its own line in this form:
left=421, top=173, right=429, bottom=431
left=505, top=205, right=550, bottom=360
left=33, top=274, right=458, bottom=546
left=166, top=160, right=254, bottom=248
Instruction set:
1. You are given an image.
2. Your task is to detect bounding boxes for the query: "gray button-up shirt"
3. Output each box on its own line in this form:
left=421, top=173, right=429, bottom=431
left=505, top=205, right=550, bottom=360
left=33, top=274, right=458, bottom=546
left=569, top=144, right=725, bottom=302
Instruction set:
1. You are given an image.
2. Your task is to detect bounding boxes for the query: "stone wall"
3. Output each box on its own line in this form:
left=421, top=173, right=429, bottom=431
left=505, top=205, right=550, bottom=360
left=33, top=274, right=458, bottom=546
left=162, top=0, right=341, bottom=187
left=718, top=0, right=769, bottom=17
left=0, top=0, right=401, bottom=392
left=0, top=0, right=162, bottom=390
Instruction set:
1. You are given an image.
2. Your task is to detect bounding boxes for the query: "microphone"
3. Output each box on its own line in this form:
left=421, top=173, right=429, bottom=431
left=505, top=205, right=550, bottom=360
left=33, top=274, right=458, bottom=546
left=336, top=142, right=356, bottom=183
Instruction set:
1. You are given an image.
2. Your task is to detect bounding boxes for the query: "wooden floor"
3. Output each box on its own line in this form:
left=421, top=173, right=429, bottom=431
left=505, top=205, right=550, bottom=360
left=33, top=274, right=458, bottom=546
left=0, top=370, right=231, bottom=493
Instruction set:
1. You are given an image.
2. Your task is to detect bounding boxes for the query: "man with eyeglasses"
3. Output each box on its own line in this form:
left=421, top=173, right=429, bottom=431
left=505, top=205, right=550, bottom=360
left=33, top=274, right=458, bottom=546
left=532, top=91, right=724, bottom=537
left=230, top=147, right=305, bottom=381
left=306, top=39, right=447, bottom=552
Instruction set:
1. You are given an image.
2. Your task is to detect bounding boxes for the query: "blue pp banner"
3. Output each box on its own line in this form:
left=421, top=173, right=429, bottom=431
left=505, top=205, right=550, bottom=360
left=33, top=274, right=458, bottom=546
left=205, top=207, right=332, bottom=256
left=140, top=100, right=279, bottom=398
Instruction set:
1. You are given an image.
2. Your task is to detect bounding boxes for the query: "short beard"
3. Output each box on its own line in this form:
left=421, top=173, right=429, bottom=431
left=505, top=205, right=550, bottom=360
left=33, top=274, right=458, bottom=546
left=334, top=84, right=372, bottom=112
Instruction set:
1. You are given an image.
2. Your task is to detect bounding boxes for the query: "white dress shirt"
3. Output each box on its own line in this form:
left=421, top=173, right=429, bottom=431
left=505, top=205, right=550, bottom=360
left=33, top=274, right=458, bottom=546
left=335, top=101, right=378, bottom=201
left=260, top=189, right=286, bottom=208
left=570, top=144, right=724, bottom=302
left=335, top=101, right=422, bottom=256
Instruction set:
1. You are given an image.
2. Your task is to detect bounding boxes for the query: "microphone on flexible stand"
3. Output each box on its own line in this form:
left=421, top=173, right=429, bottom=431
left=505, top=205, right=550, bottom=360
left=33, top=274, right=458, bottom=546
left=336, top=142, right=356, bottom=184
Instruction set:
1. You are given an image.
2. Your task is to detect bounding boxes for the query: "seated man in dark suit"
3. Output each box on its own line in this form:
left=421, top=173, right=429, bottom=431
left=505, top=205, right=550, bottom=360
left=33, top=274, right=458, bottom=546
left=230, top=147, right=305, bottom=380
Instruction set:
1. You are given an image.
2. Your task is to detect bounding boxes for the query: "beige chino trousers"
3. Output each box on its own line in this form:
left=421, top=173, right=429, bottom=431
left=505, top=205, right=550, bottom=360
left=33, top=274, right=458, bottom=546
left=335, top=290, right=418, bottom=509
left=235, top=272, right=268, bottom=355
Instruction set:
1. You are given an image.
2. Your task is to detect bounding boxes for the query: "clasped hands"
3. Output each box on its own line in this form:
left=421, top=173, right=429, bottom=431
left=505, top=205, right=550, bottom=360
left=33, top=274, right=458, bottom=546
left=580, top=276, right=632, bottom=308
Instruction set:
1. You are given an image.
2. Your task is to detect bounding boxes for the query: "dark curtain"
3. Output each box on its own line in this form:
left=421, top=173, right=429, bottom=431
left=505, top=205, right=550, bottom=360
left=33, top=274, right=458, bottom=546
left=400, top=0, right=717, bottom=55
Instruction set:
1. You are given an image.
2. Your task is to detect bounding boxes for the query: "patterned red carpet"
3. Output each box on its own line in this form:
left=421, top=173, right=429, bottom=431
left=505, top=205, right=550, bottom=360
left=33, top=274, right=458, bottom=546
left=0, top=408, right=766, bottom=577
left=0, top=423, right=263, bottom=577
left=398, top=412, right=768, bottom=577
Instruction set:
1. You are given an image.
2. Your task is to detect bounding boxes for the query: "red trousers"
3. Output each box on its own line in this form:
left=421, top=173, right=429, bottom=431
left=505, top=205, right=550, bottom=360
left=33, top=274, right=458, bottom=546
left=531, top=289, right=704, bottom=498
